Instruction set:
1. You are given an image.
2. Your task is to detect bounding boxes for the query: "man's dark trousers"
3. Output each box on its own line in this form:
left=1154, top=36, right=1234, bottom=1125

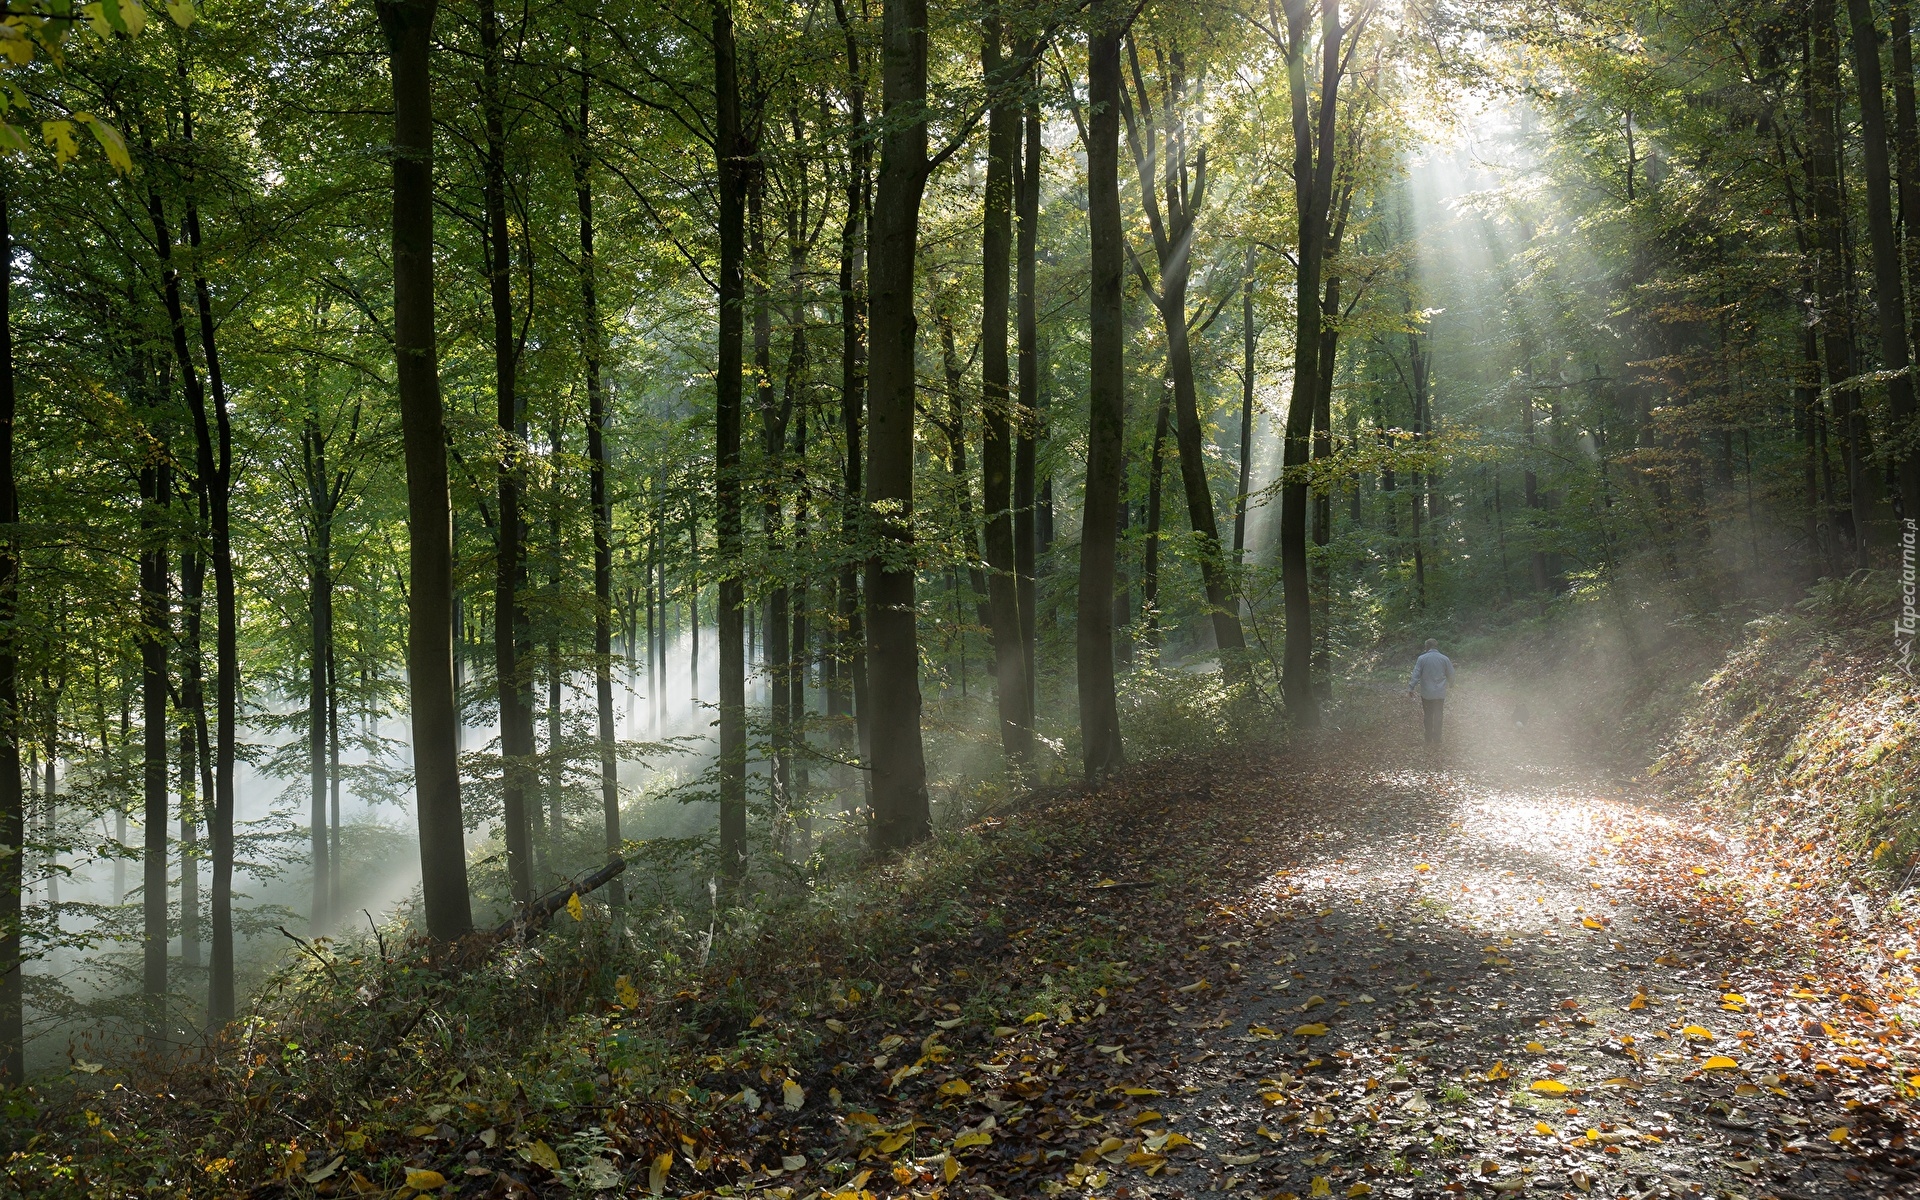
left=1422, top=698, right=1445, bottom=744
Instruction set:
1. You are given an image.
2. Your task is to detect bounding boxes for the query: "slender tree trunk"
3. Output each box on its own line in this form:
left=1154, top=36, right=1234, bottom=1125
left=482, top=0, right=534, bottom=908
left=139, top=372, right=170, bottom=1047
left=1079, top=8, right=1128, bottom=781
left=178, top=199, right=238, bottom=1027
left=1235, top=255, right=1255, bottom=559
left=1142, top=383, right=1171, bottom=652
left=1810, top=0, right=1865, bottom=554
left=833, top=0, right=871, bottom=811
left=754, top=171, right=793, bottom=835
left=574, top=71, right=624, bottom=910
left=865, top=0, right=934, bottom=848
left=546, top=412, right=563, bottom=862
left=1894, top=2, right=1920, bottom=365
left=980, top=11, right=1033, bottom=772
left=379, top=0, right=472, bottom=940
left=1121, top=42, right=1245, bottom=664
left=1015, top=82, right=1041, bottom=722
left=305, top=420, right=332, bottom=934
left=1848, top=0, right=1920, bottom=516
left=1278, top=0, right=1343, bottom=728
left=0, top=188, right=22, bottom=1084
left=714, top=0, right=749, bottom=883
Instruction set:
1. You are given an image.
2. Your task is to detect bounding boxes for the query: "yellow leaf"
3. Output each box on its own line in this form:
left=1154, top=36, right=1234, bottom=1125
left=1311, top=1176, right=1332, bottom=1198
left=1177, top=980, right=1210, bottom=994
left=1628, top=994, right=1647, bottom=1010
left=1348, top=1185, right=1374, bottom=1197
left=784, top=1079, right=805, bottom=1110
left=566, top=892, right=584, bottom=921
left=165, top=0, right=193, bottom=27
left=521, top=1140, right=560, bottom=1172
left=848, top=1168, right=873, bottom=1189
left=954, top=1129, right=992, bottom=1150
left=41, top=121, right=76, bottom=168
left=1701, top=1055, right=1739, bottom=1070
left=1125, top=1150, right=1167, bottom=1167
left=403, top=1168, right=446, bottom=1191
left=1582, top=917, right=1604, bottom=929
left=649, top=1150, right=672, bottom=1196
left=1534, top=1122, right=1554, bottom=1136
left=1256, top=1125, right=1280, bottom=1141
left=1829, top=1126, right=1850, bottom=1143
left=1485, top=1061, right=1510, bottom=1081
left=615, top=975, right=640, bottom=1009
left=1131, top=1110, right=1164, bottom=1127
left=1529, top=1080, right=1570, bottom=1095
left=938, top=1078, right=972, bottom=1096
left=1415, top=863, right=1432, bottom=871
left=1526, top=1041, right=1546, bottom=1053
left=1294, top=1023, right=1329, bottom=1036
left=1681, top=1025, right=1714, bottom=1040
left=1094, top=1136, right=1125, bottom=1156
left=1122, top=1086, right=1164, bottom=1096
left=943, top=1153, right=960, bottom=1182
left=877, top=1131, right=911, bottom=1153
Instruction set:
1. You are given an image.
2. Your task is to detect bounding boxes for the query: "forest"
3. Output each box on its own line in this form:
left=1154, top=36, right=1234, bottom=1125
left=2, top=0, right=1920, bottom=1197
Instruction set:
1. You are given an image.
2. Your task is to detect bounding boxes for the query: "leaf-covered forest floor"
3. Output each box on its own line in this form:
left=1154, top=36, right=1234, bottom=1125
left=743, top=703, right=1918, bottom=1200
left=9, top=690, right=1917, bottom=1200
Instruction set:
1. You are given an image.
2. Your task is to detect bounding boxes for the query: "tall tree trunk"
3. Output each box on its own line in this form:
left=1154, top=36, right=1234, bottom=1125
left=937, top=310, right=992, bottom=631
left=574, top=70, right=624, bottom=910
left=1142, top=383, right=1171, bottom=652
left=1121, top=39, right=1246, bottom=665
left=138, top=367, right=170, bottom=1047
left=754, top=171, right=793, bottom=834
left=173, top=155, right=239, bottom=1023
left=545, top=412, right=563, bottom=862
left=1235, top=254, right=1255, bottom=559
left=1015, top=81, right=1041, bottom=722
left=0, top=188, right=22, bottom=1084
left=304, top=418, right=332, bottom=934
left=1810, top=0, right=1866, bottom=554
left=714, top=0, right=749, bottom=884
left=176, top=535, right=202, bottom=970
left=833, top=0, right=871, bottom=811
left=1279, top=0, right=1343, bottom=728
left=379, top=0, right=472, bottom=940
left=1079, top=7, right=1128, bottom=781
left=1894, top=2, right=1920, bottom=365
left=865, top=0, right=934, bottom=848
left=980, top=10, right=1033, bottom=772
left=1848, top=0, right=1920, bottom=517
left=1311, top=268, right=1338, bottom=691
left=482, top=0, right=534, bottom=908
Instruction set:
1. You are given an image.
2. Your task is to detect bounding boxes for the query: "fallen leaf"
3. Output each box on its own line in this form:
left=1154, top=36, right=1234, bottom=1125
left=305, top=1156, right=345, bottom=1184
left=954, top=1129, right=992, bottom=1150
left=1529, top=1080, right=1570, bottom=1095
left=1680, top=1024, right=1715, bottom=1041
left=1310, top=1176, right=1332, bottom=1198
left=938, top=1078, right=972, bottom=1096
left=521, top=1141, right=560, bottom=1172
left=1485, top=1061, right=1511, bottom=1081
left=403, top=1168, right=447, bottom=1191
left=1701, top=1055, right=1739, bottom=1070
left=783, top=1079, right=805, bottom=1110
left=1294, top=1023, right=1329, bottom=1036
left=565, top=892, right=584, bottom=921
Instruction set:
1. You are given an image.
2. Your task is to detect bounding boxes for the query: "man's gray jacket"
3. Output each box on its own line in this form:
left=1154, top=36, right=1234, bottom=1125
left=1410, top=650, right=1454, bottom=700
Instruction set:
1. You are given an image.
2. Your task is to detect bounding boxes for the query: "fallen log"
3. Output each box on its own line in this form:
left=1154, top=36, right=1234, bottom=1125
left=491, top=856, right=628, bottom=941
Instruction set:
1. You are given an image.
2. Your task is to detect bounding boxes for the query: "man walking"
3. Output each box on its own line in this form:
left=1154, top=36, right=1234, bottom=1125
left=1408, top=638, right=1454, bottom=746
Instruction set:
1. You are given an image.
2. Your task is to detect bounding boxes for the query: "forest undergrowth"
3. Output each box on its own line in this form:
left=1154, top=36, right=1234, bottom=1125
left=7, top=625, right=1920, bottom=1199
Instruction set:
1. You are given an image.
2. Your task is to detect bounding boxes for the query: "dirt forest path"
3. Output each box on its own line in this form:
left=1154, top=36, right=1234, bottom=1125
left=749, top=694, right=1920, bottom=1200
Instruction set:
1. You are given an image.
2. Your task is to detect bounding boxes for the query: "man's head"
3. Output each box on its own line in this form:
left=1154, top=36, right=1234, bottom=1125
left=1424, top=639, right=1439, bottom=651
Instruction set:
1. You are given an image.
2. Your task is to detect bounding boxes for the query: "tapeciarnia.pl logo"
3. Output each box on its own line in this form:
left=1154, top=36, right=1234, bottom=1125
left=1901, top=518, right=1917, bottom=676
